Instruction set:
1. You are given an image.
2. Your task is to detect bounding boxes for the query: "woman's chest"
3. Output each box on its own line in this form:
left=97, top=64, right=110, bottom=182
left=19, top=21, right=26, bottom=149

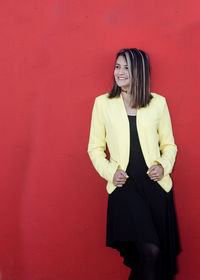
left=103, top=102, right=161, bottom=131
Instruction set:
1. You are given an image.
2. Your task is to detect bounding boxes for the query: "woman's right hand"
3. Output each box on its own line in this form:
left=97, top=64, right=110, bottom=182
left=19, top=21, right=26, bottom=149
left=113, top=170, right=128, bottom=187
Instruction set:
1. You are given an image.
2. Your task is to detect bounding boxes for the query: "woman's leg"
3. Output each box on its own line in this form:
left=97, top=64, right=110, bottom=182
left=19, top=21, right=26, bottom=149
left=128, top=241, right=160, bottom=280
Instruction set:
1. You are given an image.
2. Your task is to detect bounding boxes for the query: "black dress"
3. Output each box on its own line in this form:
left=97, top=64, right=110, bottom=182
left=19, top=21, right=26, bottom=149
left=106, top=115, right=182, bottom=280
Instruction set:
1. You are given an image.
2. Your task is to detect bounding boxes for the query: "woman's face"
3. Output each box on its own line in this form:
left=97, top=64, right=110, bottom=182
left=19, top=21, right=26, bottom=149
left=114, top=55, right=130, bottom=90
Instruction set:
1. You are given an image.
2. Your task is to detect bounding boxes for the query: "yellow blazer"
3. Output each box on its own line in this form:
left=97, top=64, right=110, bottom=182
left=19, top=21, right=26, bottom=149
left=88, top=92, right=177, bottom=194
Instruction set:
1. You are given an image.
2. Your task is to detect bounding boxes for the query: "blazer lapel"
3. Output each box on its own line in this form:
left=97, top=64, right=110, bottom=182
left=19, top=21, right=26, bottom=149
left=115, top=94, right=130, bottom=170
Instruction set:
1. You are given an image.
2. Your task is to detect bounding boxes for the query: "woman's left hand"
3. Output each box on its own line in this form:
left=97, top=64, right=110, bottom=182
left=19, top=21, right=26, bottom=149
left=147, top=164, right=164, bottom=181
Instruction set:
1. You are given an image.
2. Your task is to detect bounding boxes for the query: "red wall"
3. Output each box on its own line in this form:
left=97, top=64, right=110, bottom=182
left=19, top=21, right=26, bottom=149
left=0, top=0, right=199, bottom=279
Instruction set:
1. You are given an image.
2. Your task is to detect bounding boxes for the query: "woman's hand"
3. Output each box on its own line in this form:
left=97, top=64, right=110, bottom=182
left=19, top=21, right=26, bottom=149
left=147, top=164, right=164, bottom=181
left=113, top=170, right=128, bottom=187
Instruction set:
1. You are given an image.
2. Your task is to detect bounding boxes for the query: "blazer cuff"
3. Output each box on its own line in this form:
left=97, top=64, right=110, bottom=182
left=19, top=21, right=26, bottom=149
left=153, top=158, right=169, bottom=177
left=106, top=161, right=119, bottom=183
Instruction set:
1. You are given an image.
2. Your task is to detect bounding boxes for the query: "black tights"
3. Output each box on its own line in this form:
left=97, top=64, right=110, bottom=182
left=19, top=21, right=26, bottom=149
left=128, top=242, right=160, bottom=280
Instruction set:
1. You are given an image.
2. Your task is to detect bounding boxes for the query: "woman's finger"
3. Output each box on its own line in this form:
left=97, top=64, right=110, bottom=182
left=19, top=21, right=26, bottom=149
left=118, top=176, right=126, bottom=181
left=149, top=170, right=158, bottom=176
left=117, top=181, right=126, bottom=185
left=119, top=170, right=128, bottom=178
left=149, top=173, right=159, bottom=179
left=116, top=176, right=127, bottom=182
left=150, top=175, right=159, bottom=179
left=118, top=173, right=127, bottom=179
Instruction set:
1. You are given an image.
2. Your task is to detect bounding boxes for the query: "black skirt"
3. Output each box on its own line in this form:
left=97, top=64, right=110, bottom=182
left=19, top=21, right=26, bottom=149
left=106, top=115, right=182, bottom=280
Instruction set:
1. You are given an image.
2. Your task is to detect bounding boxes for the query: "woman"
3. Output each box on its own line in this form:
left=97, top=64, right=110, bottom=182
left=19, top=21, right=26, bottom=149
left=88, top=48, right=182, bottom=280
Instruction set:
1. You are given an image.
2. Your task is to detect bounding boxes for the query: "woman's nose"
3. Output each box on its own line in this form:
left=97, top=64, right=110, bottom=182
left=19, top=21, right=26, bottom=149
left=119, top=67, right=125, bottom=74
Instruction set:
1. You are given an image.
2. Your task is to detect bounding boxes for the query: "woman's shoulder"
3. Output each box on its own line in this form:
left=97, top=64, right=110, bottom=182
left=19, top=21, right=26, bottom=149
left=95, top=92, right=109, bottom=101
left=150, top=92, right=168, bottom=107
left=94, top=92, right=116, bottom=105
left=151, top=92, right=166, bottom=102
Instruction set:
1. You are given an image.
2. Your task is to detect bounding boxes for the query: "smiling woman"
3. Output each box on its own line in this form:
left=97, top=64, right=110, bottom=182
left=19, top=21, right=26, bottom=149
left=88, top=48, right=182, bottom=280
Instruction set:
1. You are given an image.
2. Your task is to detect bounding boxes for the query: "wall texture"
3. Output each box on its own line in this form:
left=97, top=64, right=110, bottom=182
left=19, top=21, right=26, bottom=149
left=0, top=0, right=199, bottom=279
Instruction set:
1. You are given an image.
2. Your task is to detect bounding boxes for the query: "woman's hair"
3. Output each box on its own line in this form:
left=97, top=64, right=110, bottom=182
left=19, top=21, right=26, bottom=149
left=108, top=48, right=153, bottom=108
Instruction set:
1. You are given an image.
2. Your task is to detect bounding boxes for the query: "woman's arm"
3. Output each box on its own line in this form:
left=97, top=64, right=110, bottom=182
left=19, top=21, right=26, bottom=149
left=153, top=98, right=177, bottom=177
left=87, top=98, right=119, bottom=182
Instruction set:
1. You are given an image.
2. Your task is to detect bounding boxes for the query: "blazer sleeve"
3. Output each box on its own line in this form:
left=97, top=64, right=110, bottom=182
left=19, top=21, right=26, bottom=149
left=153, top=98, right=177, bottom=176
left=87, top=98, right=119, bottom=182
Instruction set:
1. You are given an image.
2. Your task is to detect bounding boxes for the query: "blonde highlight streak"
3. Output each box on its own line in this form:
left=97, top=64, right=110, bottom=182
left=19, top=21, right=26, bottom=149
left=130, top=51, right=138, bottom=107
left=129, top=51, right=137, bottom=107
left=124, top=52, right=132, bottom=97
left=138, top=50, right=146, bottom=105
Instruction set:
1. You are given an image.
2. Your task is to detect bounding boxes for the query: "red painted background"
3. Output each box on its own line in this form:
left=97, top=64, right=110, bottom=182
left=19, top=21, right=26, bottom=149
left=0, top=0, right=199, bottom=279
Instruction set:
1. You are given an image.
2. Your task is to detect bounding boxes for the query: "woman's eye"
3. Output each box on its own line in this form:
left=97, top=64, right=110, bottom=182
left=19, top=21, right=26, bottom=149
left=115, top=65, right=119, bottom=69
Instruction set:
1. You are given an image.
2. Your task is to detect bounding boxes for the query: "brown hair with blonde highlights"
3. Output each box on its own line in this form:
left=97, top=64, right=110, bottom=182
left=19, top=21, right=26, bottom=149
left=108, top=48, right=153, bottom=108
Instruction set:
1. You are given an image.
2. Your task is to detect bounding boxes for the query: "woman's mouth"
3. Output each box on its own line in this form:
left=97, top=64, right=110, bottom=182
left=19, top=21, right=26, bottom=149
left=118, top=77, right=127, bottom=80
